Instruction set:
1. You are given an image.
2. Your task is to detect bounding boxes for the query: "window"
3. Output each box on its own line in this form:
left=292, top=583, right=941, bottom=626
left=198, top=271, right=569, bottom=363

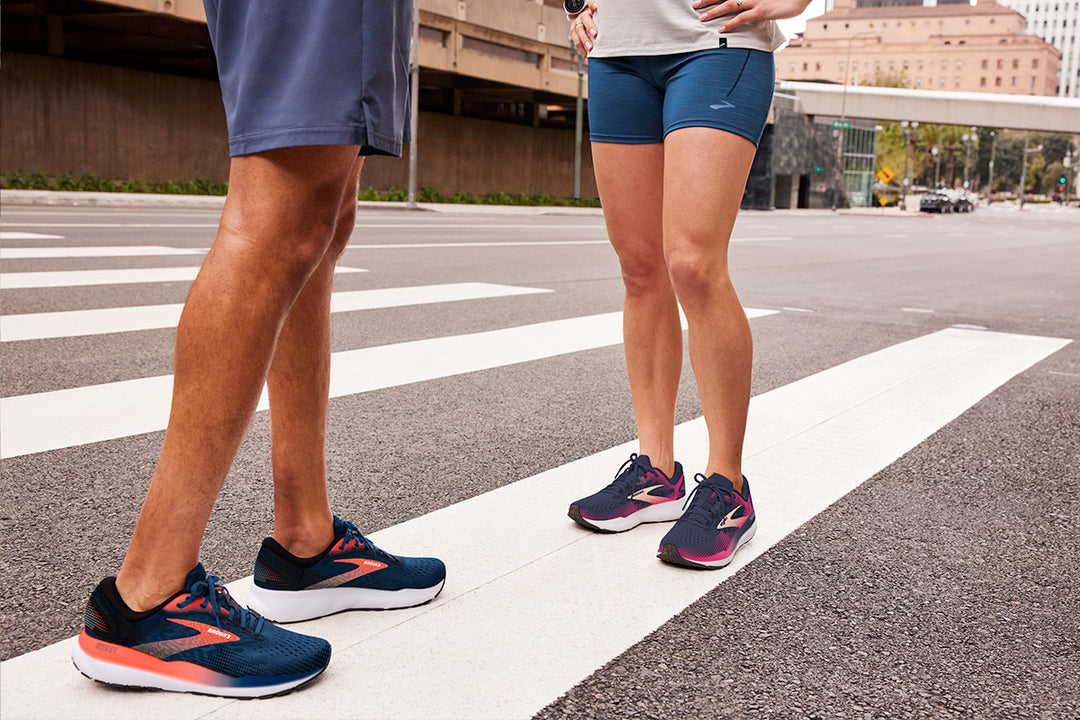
left=941, top=60, right=947, bottom=70
left=889, top=61, right=895, bottom=70
left=803, top=62, right=808, bottom=71
left=1012, top=58, right=1019, bottom=69
left=997, top=59, right=1004, bottom=69
left=1033, top=59, right=1039, bottom=68
left=903, top=60, right=910, bottom=70
left=982, top=59, right=988, bottom=69
left=940, top=77, right=946, bottom=87
left=916, top=78, right=924, bottom=87
left=839, top=62, right=845, bottom=71
left=996, top=76, right=1003, bottom=86
left=815, top=62, right=822, bottom=71
left=981, top=76, right=987, bottom=86
left=1011, top=76, right=1018, bottom=86
left=956, top=60, right=963, bottom=69
left=918, top=60, right=924, bottom=70
left=955, top=78, right=961, bottom=87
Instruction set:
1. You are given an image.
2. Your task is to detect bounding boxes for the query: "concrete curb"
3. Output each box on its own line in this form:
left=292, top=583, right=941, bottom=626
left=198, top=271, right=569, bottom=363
left=0, top=189, right=606, bottom=217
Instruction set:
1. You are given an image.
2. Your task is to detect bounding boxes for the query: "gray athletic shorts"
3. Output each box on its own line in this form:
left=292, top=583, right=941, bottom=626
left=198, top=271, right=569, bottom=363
left=203, top=0, right=413, bottom=157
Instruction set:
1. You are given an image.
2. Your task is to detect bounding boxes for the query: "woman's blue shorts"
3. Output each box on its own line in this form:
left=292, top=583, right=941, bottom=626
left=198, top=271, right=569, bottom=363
left=203, top=0, right=413, bottom=158
left=587, top=48, right=775, bottom=147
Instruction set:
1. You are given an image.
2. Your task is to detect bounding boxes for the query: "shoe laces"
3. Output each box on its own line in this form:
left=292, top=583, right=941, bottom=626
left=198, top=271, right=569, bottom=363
left=178, top=574, right=265, bottom=636
left=605, top=453, right=650, bottom=498
left=681, top=474, right=737, bottom=528
left=338, top=519, right=400, bottom=564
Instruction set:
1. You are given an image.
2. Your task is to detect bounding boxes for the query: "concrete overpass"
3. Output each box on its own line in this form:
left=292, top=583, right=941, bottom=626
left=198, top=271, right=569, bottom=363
left=777, top=81, right=1080, bottom=133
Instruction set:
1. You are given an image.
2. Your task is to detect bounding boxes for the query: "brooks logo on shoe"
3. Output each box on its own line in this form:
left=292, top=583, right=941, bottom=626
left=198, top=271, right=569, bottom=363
left=629, top=485, right=671, bottom=504
left=308, top=558, right=388, bottom=589
left=716, top=506, right=748, bottom=530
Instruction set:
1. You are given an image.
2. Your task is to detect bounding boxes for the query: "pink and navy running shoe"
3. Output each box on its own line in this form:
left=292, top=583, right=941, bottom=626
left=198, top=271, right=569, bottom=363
left=568, top=453, right=685, bottom=532
left=247, top=516, right=446, bottom=623
left=72, top=564, right=330, bottom=697
left=658, top=473, right=756, bottom=569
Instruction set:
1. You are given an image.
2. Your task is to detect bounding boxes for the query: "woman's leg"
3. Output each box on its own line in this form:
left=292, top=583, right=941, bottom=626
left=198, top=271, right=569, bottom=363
left=591, top=141, right=683, bottom=477
left=661, top=127, right=758, bottom=491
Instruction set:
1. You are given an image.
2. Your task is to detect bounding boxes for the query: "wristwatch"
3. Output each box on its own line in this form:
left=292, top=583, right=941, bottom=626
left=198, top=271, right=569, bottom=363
left=564, top=0, right=587, bottom=16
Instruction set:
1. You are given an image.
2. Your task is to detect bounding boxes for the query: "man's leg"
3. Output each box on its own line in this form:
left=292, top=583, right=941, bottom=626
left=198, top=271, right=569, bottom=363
left=114, top=144, right=362, bottom=612
left=265, top=156, right=365, bottom=558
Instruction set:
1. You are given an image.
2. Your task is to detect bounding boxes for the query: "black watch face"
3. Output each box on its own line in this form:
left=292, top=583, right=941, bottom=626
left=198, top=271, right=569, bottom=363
left=565, top=0, right=587, bottom=14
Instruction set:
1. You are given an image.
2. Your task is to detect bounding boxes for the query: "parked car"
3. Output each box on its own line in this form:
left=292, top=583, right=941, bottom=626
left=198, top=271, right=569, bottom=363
left=920, top=192, right=952, bottom=213
left=947, top=190, right=976, bottom=213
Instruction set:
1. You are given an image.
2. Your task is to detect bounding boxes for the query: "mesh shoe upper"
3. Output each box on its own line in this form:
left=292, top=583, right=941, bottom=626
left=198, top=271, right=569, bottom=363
left=254, top=516, right=445, bottom=593
left=83, top=564, right=330, bottom=679
left=659, top=474, right=755, bottom=562
left=572, top=454, right=684, bottom=522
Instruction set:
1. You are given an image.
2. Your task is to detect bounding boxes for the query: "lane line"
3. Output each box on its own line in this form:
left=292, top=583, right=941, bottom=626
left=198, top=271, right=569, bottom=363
left=1, top=246, right=205, bottom=259
left=0, top=266, right=364, bottom=290
left=0, top=232, right=64, bottom=241
left=0, top=308, right=776, bottom=459
left=0, top=283, right=553, bottom=342
left=0, top=328, right=1067, bottom=720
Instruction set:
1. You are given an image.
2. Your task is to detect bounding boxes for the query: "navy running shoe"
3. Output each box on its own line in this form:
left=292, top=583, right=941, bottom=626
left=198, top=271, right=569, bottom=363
left=247, top=516, right=446, bottom=623
left=658, top=473, right=756, bottom=569
left=568, top=453, right=685, bottom=532
left=72, top=564, right=330, bottom=697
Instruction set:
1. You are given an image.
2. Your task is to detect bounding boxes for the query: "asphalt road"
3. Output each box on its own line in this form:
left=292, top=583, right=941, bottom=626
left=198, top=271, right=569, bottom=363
left=1, top=200, right=1077, bottom=718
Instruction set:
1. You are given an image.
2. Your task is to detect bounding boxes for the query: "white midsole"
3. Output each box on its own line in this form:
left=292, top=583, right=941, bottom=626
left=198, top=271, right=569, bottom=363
left=247, top=579, right=446, bottom=623
left=581, top=499, right=684, bottom=532
left=71, top=639, right=320, bottom=698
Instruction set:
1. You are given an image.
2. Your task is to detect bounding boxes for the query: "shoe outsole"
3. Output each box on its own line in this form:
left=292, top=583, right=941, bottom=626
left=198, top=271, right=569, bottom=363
left=247, top=579, right=446, bottom=623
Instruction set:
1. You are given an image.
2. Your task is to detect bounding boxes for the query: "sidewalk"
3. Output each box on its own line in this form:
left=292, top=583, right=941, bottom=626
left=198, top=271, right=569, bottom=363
left=0, top=189, right=605, bottom=216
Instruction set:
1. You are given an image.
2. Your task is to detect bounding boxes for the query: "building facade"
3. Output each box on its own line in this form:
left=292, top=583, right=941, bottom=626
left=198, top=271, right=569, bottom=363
left=778, top=1, right=1061, bottom=96
left=996, top=0, right=1080, bottom=97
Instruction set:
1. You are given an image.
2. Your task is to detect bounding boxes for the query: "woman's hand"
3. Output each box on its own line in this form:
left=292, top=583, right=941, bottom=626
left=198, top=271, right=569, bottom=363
left=568, top=1, right=599, bottom=59
left=693, top=0, right=811, bottom=34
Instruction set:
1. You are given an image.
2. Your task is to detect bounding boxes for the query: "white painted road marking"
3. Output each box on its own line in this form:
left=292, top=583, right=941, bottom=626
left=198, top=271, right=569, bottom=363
left=0, top=283, right=552, bottom=341
left=1, top=245, right=205, bottom=259
left=0, top=308, right=776, bottom=458
left=0, top=265, right=364, bottom=290
left=0, top=232, right=65, bottom=241
left=0, top=327, right=1068, bottom=719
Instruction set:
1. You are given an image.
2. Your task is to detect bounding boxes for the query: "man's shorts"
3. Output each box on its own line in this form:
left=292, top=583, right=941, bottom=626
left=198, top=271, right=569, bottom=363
left=586, top=48, right=774, bottom=147
left=203, top=0, right=413, bottom=157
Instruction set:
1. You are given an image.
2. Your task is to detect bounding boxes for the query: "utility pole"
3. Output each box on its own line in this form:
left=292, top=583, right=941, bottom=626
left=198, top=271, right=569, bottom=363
left=986, top=130, right=997, bottom=205
left=407, top=4, right=420, bottom=206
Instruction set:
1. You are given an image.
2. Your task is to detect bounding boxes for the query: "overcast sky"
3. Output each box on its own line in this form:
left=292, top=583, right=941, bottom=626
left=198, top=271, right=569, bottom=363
left=777, top=0, right=828, bottom=40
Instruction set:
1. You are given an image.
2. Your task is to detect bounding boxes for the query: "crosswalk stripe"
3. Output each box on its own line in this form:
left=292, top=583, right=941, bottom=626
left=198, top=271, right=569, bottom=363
left=0, top=245, right=205, bottom=259
left=0, top=308, right=776, bottom=459
left=0, top=265, right=365, bottom=290
left=0, top=283, right=552, bottom=341
left=0, top=232, right=65, bottom=241
left=0, top=327, right=1067, bottom=719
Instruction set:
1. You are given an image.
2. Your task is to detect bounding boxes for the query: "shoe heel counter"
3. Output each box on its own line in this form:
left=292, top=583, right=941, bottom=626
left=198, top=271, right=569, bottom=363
left=253, top=544, right=304, bottom=590
left=84, top=585, right=121, bottom=641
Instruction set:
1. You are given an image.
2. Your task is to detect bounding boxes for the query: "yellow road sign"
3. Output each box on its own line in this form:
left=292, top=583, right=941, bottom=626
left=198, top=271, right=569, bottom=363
left=876, top=166, right=896, bottom=184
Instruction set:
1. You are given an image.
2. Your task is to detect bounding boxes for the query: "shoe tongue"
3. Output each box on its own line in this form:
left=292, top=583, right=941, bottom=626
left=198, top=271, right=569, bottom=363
left=183, top=563, right=208, bottom=590
left=635, top=454, right=654, bottom=470
left=701, top=473, right=736, bottom=493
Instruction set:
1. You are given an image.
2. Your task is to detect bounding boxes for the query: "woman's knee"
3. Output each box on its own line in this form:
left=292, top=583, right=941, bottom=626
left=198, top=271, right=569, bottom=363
left=664, top=243, right=730, bottom=308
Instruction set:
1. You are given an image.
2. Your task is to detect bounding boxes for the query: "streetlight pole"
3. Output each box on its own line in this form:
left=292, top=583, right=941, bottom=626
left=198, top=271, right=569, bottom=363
left=834, top=29, right=880, bottom=211
left=986, top=130, right=997, bottom=205
left=900, top=120, right=917, bottom=211
left=931, top=146, right=940, bottom=188
left=573, top=42, right=584, bottom=200
left=1018, top=134, right=1043, bottom=209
